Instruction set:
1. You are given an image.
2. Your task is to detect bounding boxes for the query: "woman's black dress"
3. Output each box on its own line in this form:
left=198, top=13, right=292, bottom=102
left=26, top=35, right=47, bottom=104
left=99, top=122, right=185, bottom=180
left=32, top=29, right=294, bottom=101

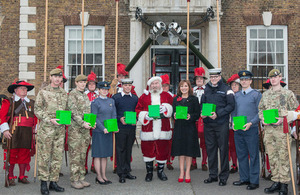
left=171, top=95, right=201, bottom=157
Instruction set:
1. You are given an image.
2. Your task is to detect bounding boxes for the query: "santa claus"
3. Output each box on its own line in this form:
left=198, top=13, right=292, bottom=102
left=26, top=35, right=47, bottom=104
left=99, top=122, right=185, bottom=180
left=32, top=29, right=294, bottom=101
left=136, top=76, right=173, bottom=182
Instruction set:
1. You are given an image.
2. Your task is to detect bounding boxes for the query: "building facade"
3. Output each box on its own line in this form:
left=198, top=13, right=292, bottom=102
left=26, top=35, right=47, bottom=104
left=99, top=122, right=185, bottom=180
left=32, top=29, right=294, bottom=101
left=0, top=0, right=299, bottom=97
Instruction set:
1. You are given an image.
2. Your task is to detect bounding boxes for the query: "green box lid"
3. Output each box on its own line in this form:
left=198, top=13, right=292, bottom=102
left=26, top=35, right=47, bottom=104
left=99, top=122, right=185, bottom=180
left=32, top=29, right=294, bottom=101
left=56, top=110, right=72, bottom=125
left=84, top=113, right=97, bottom=127
left=148, top=105, right=160, bottom=119
left=104, top=119, right=118, bottom=132
left=263, top=109, right=279, bottom=124
left=233, top=116, right=247, bottom=130
left=124, top=111, right=136, bottom=125
left=176, top=106, right=188, bottom=119
left=202, top=103, right=216, bottom=116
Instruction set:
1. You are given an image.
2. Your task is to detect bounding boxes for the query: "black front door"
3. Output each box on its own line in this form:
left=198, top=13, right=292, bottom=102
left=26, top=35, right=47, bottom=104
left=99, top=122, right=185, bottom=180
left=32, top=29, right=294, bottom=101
left=151, top=48, right=199, bottom=94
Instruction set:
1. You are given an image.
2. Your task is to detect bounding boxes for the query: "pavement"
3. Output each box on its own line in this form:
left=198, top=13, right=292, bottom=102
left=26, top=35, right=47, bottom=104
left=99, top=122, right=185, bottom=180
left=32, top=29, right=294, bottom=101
left=0, top=140, right=299, bottom=195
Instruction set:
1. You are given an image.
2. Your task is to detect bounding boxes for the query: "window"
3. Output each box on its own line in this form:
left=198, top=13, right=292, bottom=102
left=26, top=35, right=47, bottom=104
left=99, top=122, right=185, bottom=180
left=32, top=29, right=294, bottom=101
left=64, top=26, right=105, bottom=91
left=247, top=26, right=288, bottom=91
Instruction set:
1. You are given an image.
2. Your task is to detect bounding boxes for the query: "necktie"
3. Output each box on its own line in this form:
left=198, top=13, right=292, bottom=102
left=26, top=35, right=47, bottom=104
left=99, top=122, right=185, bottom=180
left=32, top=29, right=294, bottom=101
left=243, top=91, right=246, bottom=95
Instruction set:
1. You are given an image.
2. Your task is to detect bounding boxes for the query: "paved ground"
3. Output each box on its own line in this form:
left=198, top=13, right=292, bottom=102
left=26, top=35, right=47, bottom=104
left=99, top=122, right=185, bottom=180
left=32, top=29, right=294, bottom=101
left=0, top=141, right=299, bottom=195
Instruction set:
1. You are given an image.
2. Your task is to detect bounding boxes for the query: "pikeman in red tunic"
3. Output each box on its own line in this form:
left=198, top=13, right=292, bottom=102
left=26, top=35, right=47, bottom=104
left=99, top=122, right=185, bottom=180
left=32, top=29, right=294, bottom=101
left=84, top=71, right=98, bottom=174
left=226, top=74, right=240, bottom=174
left=1, top=81, right=37, bottom=185
left=192, top=67, right=208, bottom=171
left=160, top=74, right=175, bottom=170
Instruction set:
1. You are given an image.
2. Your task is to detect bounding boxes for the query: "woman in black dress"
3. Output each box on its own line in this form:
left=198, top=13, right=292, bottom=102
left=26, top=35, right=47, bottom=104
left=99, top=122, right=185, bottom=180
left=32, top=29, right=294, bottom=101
left=171, top=80, right=200, bottom=183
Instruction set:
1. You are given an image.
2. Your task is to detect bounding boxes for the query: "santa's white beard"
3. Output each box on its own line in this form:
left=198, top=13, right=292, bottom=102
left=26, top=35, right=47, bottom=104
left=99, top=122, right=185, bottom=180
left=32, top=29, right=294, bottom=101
left=149, top=88, right=163, bottom=94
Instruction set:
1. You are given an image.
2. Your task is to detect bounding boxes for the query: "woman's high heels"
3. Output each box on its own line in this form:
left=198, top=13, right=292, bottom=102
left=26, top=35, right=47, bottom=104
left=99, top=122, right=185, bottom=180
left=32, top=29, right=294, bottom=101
left=185, top=178, right=191, bottom=183
left=95, top=177, right=107, bottom=185
left=178, top=177, right=184, bottom=182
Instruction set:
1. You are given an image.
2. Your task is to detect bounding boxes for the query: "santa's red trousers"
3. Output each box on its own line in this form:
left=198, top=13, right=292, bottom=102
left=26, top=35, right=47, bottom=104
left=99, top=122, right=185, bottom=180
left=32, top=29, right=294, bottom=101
left=192, top=118, right=207, bottom=165
left=141, top=140, right=170, bottom=161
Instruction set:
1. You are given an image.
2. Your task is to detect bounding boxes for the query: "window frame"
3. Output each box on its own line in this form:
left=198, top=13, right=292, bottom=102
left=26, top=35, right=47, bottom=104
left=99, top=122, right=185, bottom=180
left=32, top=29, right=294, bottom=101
left=246, top=25, right=288, bottom=89
left=64, top=25, right=105, bottom=92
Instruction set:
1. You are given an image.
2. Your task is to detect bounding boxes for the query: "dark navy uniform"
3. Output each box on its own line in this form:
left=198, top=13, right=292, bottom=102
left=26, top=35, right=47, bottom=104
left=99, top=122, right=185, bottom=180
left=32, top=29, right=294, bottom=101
left=201, top=79, right=235, bottom=182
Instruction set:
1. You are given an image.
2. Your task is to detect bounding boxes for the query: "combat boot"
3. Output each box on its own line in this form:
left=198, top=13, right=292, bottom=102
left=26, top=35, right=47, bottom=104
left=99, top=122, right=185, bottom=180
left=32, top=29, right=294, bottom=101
left=145, top=161, right=153, bottom=182
left=157, top=163, right=168, bottom=181
left=279, top=183, right=288, bottom=195
left=49, top=181, right=65, bottom=192
left=71, top=181, right=84, bottom=189
left=264, top=182, right=281, bottom=194
left=80, top=180, right=91, bottom=187
left=40, top=181, right=49, bottom=195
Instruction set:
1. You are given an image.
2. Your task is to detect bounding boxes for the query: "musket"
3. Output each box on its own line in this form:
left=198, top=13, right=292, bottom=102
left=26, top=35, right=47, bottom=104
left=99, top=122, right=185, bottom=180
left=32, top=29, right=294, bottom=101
left=258, top=121, right=266, bottom=178
left=4, top=94, right=15, bottom=187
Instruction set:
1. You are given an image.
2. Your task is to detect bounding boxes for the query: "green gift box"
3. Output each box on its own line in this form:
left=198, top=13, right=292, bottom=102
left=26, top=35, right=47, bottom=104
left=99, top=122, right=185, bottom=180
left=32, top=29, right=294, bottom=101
left=148, top=105, right=160, bottom=119
left=104, top=119, right=118, bottom=132
left=124, top=111, right=136, bottom=125
left=233, top=116, right=247, bottom=130
left=202, top=103, right=216, bottom=116
left=263, top=109, right=279, bottom=124
left=176, top=106, right=188, bottom=119
left=56, top=110, right=72, bottom=125
left=84, top=113, right=97, bottom=127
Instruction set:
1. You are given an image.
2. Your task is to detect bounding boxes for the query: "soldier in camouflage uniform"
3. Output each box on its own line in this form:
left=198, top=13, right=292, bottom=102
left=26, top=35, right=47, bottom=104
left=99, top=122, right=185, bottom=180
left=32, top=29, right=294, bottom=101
left=67, top=74, right=95, bottom=189
left=258, top=69, right=299, bottom=195
left=35, top=68, right=68, bottom=195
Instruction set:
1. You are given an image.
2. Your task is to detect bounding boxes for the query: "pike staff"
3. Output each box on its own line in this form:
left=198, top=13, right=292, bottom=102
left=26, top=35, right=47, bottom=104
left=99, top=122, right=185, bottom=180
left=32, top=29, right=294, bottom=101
left=216, top=0, right=221, bottom=68
left=81, top=0, right=85, bottom=74
left=113, top=0, right=120, bottom=170
left=186, top=0, right=190, bottom=80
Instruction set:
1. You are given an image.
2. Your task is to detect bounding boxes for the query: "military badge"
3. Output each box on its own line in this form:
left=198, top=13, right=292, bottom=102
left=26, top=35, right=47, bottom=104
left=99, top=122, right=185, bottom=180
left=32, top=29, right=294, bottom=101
left=242, top=72, right=246, bottom=76
left=110, top=103, right=112, bottom=107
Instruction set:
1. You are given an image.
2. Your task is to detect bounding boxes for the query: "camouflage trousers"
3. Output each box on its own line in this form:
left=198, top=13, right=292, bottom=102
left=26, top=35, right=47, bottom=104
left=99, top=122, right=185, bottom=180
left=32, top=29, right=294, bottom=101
left=68, top=126, right=90, bottom=182
left=263, top=125, right=291, bottom=184
left=37, top=123, right=65, bottom=182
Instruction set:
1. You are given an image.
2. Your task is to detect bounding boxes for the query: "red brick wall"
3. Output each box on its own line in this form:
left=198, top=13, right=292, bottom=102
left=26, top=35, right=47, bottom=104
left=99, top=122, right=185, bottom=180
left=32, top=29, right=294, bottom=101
left=0, top=0, right=130, bottom=98
left=221, top=0, right=300, bottom=96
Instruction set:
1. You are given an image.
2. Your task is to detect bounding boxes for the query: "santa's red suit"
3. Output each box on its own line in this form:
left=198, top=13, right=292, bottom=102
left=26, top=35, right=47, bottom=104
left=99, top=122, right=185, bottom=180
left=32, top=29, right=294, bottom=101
left=136, top=89, right=173, bottom=163
left=1, top=94, right=37, bottom=182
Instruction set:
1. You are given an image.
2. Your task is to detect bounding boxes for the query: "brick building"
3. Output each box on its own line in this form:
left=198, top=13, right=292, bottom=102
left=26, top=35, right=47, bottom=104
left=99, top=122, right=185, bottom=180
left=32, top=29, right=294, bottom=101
left=0, top=0, right=299, bottom=97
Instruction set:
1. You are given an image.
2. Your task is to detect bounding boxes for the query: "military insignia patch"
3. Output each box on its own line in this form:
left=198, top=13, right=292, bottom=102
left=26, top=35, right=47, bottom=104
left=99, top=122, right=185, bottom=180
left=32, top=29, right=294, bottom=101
left=105, top=84, right=107, bottom=87
left=242, top=72, right=246, bottom=76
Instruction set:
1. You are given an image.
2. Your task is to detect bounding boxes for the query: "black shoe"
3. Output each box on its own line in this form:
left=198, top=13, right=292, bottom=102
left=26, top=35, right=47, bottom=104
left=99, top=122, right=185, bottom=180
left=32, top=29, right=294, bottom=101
left=125, top=173, right=137, bottom=180
left=59, top=172, right=64, bottom=177
left=41, top=181, right=49, bottom=195
left=49, top=181, right=64, bottom=192
left=279, top=183, right=288, bottom=195
left=157, top=163, right=168, bottom=181
left=119, top=177, right=126, bottom=183
left=104, top=179, right=112, bottom=184
left=233, top=180, right=250, bottom=186
left=95, top=177, right=107, bottom=185
left=219, top=179, right=227, bottom=186
left=246, top=183, right=259, bottom=190
left=145, top=162, right=153, bottom=182
left=264, top=182, right=281, bottom=194
left=229, top=166, right=238, bottom=174
left=204, top=177, right=218, bottom=184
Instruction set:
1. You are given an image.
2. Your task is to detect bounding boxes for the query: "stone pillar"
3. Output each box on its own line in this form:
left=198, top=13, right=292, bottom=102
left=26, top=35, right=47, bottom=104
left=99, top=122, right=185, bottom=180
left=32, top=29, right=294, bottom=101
left=129, top=14, right=144, bottom=96
left=207, top=18, right=220, bottom=68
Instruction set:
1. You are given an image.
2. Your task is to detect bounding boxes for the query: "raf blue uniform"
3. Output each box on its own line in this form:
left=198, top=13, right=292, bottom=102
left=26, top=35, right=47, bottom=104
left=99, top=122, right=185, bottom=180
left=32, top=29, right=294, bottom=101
left=232, top=70, right=262, bottom=189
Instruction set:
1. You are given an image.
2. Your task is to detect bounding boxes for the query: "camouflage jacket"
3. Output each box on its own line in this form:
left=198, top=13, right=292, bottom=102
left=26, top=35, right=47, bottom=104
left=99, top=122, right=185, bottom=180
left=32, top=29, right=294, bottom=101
left=67, top=88, right=91, bottom=128
left=34, top=85, right=68, bottom=124
left=258, top=86, right=299, bottom=120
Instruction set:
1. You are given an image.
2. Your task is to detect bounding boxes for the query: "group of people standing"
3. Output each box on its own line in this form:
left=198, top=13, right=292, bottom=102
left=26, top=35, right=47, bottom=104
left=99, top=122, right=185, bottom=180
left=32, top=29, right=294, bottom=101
left=0, top=63, right=299, bottom=195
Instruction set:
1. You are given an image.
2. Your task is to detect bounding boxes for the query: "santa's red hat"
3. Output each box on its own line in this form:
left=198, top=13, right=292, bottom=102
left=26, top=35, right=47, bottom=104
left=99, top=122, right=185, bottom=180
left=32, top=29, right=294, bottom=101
left=160, top=74, right=170, bottom=85
left=263, top=79, right=286, bottom=89
left=194, top=67, right=207, bottom=79
left=87, top=71, right=97, bottom=83
left=56, top=65, right=67, bottom=83
left=117, top=63, right=128, bottom=76
left=227, top=74, right=240, bottom=84
left=7, top=80, right=34, bottom=94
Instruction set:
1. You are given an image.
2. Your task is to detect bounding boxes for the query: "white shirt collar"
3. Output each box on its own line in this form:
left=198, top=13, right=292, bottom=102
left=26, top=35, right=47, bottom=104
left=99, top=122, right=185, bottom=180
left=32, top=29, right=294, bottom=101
left=14, top=94, right=30, bottom=103
left=121, top=91, right=132, bottom=97
left=99, top=95, right=107, bottom=99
